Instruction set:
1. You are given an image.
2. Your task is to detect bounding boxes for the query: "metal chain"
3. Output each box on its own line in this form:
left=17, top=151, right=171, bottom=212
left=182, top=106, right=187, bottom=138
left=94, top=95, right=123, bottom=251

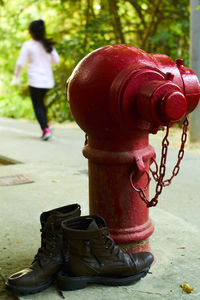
left=148, top=125, right=170, bottom=207
left=150, top=115, right=189, bottom=187
left=130, top=115, right=189, bottom=207
left=162, top=115, right=189, bottom=186
left=129, top=170, right=151, bottom=206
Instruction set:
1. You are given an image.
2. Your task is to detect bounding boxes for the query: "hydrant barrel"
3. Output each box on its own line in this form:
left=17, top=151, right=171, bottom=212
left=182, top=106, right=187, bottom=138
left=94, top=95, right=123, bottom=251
left=67, top=45, right=200, bottom=252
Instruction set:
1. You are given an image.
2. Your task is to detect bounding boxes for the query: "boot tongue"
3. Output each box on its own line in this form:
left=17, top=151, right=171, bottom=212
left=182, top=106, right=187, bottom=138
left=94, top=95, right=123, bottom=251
left=87, top=219, right=99, bottom=231
left=48, top=211, right=64, bottom=222
left=41, top=210, right=62, bottom=225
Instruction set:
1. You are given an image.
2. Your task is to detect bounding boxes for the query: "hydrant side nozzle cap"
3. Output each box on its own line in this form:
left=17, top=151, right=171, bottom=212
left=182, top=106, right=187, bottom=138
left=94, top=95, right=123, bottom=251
left=161, top=91, right=187, bottom=121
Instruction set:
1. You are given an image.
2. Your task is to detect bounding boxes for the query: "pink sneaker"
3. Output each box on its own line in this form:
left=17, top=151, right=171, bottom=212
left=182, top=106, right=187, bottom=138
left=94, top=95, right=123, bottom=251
left=41, top=128, right=52, bottom=141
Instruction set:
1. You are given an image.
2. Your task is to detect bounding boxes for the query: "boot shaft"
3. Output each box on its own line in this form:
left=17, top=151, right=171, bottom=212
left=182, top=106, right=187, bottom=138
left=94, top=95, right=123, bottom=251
left=41, top=203, right=81, bottom=228
left=62, top=215, right=138, bottom=276
left=34, top=204, right=81, bottom=264
left=62, top=215, right=108, bottom=254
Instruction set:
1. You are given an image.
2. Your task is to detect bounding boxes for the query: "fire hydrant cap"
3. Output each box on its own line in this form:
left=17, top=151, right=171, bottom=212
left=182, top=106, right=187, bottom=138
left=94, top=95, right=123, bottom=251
left=162, top=91, right=187, bottom=121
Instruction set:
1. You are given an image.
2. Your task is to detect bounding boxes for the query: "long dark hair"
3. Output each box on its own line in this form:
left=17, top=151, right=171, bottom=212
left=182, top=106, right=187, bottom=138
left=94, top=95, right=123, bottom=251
left=29, top=19, right=54, bottom=53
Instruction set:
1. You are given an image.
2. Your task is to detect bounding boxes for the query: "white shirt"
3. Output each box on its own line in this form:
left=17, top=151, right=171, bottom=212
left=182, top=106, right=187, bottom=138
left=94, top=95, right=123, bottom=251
left=16, top=40, right=60, bottom=88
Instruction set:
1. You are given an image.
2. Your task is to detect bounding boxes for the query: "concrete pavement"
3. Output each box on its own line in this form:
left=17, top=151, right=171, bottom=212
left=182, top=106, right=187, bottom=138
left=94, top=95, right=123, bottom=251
left=0, top=117, right=200, bottom=300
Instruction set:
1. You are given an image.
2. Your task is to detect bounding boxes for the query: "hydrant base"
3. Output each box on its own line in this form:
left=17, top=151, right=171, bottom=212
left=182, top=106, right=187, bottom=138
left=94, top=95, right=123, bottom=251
left=119, top=238, right=151, bottom=253
left=108, top=218, right=154, bottom=245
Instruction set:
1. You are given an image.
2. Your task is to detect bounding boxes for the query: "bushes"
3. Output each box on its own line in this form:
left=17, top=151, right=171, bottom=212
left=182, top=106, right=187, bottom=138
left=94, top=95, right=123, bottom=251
left=0, top=0, right=189, bottom=123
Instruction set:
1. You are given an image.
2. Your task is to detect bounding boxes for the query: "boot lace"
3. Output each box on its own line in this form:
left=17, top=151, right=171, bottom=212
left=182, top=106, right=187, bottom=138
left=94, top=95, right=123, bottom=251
left=84, top=234, right=121, bottom=267
left=32, top=223, right=57, bottom=266
left=102, top=233, right=121, bottom=257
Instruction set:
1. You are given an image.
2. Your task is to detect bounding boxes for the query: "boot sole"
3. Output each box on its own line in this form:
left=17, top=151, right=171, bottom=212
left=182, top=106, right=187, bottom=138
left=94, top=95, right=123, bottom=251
left=57, top=267, right=150, bottom=291
left=5, top=278, right=53, bottom=295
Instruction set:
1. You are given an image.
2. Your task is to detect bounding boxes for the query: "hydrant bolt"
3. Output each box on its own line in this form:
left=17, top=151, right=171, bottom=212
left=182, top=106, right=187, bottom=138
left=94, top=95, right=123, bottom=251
left=176, top=58, right=184, bottom=67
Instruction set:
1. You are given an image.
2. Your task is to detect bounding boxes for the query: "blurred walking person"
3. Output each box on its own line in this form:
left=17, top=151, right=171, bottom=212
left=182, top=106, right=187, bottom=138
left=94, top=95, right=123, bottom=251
left=12, top=19, right=60, bottom=140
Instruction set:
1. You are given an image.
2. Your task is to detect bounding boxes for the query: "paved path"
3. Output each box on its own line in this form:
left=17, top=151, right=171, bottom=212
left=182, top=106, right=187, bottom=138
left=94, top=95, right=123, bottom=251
left=0, top=117, right=200, bottom=300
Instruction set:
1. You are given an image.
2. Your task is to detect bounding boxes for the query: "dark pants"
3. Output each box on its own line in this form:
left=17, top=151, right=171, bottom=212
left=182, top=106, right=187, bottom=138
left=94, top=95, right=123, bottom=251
left=29, top=86, right=49, bottom=130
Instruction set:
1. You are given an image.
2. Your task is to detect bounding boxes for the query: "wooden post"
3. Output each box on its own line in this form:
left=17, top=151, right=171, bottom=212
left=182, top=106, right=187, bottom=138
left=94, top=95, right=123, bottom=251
left=189, top=0, right=200, bottom=142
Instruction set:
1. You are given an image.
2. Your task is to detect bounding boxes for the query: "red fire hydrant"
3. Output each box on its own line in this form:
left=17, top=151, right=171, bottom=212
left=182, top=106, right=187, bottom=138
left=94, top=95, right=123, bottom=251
left=67, top=45, right=200, bottom=252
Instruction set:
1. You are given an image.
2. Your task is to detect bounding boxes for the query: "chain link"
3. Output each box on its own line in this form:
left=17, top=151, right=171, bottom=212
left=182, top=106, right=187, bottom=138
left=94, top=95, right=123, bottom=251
left=130, top=115, right=189, bottom=207
left=130, top=170, right=151, bottom=206
left=162, top=115, right=188, bottom=187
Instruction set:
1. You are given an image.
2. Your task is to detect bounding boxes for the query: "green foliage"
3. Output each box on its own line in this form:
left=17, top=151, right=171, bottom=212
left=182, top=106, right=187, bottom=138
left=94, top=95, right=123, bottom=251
left=0, top=0, right=190, bottom=123
left=0, top=91, right=34, bottom=120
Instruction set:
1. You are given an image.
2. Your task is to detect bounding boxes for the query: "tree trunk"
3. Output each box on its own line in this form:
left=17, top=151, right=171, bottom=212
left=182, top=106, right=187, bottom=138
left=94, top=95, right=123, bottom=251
left=83, top=0, right=94, bottom=50
left=142, top=0, right=162, bottom=51
left=108, top=0, right=125, bottom=43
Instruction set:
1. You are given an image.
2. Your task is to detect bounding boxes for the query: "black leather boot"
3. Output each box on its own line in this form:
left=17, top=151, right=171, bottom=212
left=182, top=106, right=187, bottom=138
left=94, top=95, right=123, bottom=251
left=6, top=204, right=81, bottom=295
left=57, top=215, right=154, bottom=290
